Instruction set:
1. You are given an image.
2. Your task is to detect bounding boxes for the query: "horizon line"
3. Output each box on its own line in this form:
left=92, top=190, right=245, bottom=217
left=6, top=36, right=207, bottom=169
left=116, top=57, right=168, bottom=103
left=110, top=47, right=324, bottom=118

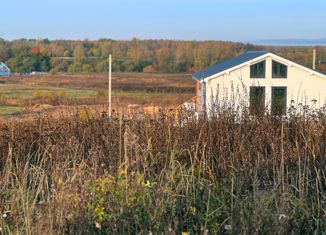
left=1, top=37, right=326, bottom=47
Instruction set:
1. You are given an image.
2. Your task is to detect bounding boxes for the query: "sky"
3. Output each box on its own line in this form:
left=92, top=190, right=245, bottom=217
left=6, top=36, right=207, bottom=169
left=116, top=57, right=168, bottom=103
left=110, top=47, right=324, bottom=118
left=1, top=0, right=326, bottom=42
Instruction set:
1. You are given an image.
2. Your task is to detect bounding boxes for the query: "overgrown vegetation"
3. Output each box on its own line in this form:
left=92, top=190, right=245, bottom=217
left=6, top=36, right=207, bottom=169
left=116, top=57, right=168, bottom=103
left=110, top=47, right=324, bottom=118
left=1, top=38, right=326, bottom=73
left=0, top=106, right=325, bottom=234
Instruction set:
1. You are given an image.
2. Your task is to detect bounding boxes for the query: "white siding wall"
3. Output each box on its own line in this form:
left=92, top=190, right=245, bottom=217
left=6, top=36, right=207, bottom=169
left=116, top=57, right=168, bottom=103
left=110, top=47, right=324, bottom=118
left=205, top=56, right=326, bottom=114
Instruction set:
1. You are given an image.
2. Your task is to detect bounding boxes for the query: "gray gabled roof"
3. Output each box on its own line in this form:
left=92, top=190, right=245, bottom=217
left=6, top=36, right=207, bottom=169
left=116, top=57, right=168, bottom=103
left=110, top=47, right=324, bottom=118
left=192, top=51, right=268, bottom=80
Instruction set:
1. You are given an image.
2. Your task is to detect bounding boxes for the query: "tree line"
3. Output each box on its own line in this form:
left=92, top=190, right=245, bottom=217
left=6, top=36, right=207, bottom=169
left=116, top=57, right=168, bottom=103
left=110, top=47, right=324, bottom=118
left=0, top=38, right=325, bottom=74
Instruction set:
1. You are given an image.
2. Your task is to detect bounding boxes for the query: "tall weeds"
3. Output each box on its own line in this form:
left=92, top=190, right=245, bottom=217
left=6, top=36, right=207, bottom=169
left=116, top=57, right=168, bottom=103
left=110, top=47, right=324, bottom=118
left=0, top=108, right=325, bottom=234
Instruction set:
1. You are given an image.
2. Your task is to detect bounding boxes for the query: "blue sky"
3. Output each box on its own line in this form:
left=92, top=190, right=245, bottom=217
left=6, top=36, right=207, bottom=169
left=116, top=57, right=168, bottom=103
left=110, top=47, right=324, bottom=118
left=1, top=0, right=325, bottom=42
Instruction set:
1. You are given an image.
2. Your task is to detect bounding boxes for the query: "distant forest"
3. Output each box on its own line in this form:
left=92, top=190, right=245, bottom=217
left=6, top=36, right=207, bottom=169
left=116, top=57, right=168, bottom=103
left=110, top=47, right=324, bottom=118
left=0, top=38, right=326, bottom=74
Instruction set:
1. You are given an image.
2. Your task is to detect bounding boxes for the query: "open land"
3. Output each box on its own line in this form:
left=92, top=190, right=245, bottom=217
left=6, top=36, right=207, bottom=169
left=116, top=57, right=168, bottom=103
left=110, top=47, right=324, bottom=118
left=0, top=73, right=194, bottom=118
left=0, top=73, right=325, bottom=234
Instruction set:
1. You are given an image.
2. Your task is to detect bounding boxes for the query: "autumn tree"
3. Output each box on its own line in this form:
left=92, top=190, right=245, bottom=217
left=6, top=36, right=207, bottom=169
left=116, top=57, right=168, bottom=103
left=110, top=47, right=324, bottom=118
left=0, top=38, right=324, bottom=74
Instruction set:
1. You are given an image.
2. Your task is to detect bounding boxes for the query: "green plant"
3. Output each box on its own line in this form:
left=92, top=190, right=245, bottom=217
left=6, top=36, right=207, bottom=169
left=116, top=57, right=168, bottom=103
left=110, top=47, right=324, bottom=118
left=85, top=169, right=152, bottom=233
left=97, top=89, right=107, bottom=97
left=49, top=68, right=58, bottom=76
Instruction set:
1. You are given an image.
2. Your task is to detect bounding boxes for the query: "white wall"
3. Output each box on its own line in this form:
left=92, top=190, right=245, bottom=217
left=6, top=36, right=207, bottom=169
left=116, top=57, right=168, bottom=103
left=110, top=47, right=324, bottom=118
left=204, top=55, right=326, bottom=114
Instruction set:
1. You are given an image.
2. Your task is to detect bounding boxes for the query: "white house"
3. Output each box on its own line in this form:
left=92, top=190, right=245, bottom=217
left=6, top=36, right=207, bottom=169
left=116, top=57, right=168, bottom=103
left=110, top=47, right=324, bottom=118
left=192, top=51, right=326, bottom=115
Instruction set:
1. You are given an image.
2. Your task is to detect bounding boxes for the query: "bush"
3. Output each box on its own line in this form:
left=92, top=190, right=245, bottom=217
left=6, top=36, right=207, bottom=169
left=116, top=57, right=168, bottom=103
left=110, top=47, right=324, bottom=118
left=32, top=89, right=67, bottom=105
left=49, top=68, right=58, bottom=76
left=97, top=89, right=107, bottom=97
left=143, top=65, right=156, bottom=73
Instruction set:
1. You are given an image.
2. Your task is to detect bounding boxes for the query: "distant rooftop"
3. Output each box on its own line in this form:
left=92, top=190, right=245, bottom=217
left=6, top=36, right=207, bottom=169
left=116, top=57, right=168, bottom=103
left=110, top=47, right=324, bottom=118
left=192, top=51, right=268, bottom=80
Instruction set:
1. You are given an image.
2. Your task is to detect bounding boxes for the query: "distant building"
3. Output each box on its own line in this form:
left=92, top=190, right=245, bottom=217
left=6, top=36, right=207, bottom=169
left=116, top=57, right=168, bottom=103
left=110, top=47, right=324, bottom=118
left=30, top=71, right=48, bottom=76
left=0, top=62, right=10, bottom=76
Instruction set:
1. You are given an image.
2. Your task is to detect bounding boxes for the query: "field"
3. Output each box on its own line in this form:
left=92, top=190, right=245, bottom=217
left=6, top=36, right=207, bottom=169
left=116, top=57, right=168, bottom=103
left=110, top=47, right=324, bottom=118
left=0, top=73, right=325, bottom=234
left=0, top=73, right=194, bottom=117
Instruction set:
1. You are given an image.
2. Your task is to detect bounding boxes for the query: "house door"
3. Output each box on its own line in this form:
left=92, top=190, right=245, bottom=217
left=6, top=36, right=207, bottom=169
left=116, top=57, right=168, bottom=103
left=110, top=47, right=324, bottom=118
left=250, top=87, right=265, bottom=115
left=271, top=87, right=287, bottom=115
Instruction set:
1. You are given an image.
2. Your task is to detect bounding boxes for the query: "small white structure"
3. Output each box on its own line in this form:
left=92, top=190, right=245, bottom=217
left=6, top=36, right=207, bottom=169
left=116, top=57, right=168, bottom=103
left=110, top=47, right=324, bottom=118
left=192, top=51, right=326, bottom=115
left=0, top=62, right=10, bottom=76
left=30, top=71, right=48, bottom=76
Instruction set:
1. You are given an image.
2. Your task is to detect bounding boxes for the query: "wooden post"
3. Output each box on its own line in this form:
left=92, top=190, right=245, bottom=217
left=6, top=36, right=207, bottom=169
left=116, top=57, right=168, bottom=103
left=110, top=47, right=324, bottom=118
left=195, top=80, right=199, bottom=112
left=313, top=49, right=316, bottom=70
left=108, top=54, right=112, bottom=119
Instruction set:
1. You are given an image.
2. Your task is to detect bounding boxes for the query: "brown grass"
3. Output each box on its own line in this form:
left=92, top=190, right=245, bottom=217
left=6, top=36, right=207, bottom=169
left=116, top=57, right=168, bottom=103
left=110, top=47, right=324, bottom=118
left=7, top=72, right=194, bottom=92
left=0, top=106, right=325, bottom=234
left=1, top=73, right=195, bottom=118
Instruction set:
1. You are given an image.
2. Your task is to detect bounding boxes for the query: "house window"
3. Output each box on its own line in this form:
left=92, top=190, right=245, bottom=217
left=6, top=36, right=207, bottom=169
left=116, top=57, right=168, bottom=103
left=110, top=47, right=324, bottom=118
left=272, top=60, right=287, bottom=78
left=250, top=87, right=265, bottom=114
left=250, top=61, right=265, bottom=78
left=271, top=87, right=287, bottom=115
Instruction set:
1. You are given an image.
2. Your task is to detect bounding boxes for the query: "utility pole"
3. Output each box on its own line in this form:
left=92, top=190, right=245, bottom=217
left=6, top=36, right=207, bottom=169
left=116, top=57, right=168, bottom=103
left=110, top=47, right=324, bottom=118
left=108, top=54, right=112, bottom=119
left=313, top=49, right=316, bottom=70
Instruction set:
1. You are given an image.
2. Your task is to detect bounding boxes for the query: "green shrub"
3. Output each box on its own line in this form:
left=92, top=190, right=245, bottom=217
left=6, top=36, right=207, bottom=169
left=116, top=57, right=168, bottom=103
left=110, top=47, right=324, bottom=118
left=97, top=89, right=107, bottom=97
left=49, top=68, right=58, bottom=76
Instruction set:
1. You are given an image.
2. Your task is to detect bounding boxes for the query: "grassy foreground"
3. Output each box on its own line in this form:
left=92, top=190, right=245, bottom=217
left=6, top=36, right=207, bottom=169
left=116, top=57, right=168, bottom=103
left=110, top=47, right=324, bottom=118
left=0, top=108, right=325, bottom=234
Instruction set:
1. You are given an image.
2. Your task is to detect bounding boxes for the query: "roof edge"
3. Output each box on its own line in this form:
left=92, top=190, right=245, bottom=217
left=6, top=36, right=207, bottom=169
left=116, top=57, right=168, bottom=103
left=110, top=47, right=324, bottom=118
left=192, top=51, right=268, bottom=80
left=192, top=51, right=326, bottom=81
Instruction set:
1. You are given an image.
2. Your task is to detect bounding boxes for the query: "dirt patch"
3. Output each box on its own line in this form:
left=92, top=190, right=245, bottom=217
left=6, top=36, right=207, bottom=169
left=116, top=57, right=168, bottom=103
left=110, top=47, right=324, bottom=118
left=29, top=104, right=55, bottom=112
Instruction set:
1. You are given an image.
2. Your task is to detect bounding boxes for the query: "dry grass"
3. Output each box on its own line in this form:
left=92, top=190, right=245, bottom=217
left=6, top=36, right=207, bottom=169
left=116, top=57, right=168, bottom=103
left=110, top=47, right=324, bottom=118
left=0, top=105, right=325, bottom=234
left=1, top=73, right=194, bottom=117
left=7, top=72, right=194, bottom=92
